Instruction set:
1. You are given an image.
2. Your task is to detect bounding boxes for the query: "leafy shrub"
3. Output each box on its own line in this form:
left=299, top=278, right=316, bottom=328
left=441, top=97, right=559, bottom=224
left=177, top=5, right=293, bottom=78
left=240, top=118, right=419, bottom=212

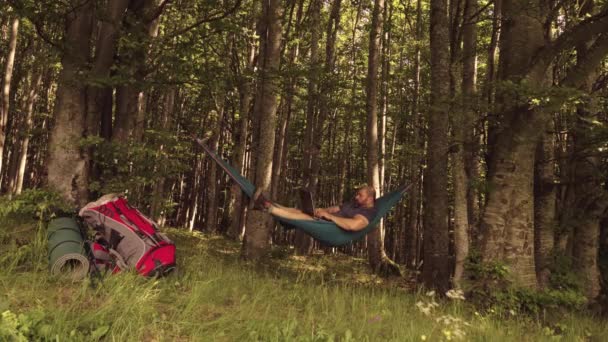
left=0, top=189, right=73, bottom=223
left=465, top=251, right=587, bottom=317
left=0, top=309, right=109, bottom=341
left=548, top=252, right=583, bottom=292
left=87, top=132, right=189, bottom=213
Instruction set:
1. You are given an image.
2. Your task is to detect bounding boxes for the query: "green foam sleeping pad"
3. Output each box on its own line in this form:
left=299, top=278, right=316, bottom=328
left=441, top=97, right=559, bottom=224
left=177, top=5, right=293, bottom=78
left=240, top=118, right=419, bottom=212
left=47, top=217, right=89, bottom=280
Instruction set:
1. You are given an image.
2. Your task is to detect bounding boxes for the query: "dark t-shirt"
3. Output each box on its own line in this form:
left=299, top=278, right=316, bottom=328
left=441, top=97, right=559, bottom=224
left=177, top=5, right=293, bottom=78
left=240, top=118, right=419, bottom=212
left=336, top=202, right=377, bottom=223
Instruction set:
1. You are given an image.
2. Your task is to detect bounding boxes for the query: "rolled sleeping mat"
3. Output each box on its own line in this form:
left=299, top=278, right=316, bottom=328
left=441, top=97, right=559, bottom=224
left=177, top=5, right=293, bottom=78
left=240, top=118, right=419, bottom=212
left=47, top=217, right=89, bottom=280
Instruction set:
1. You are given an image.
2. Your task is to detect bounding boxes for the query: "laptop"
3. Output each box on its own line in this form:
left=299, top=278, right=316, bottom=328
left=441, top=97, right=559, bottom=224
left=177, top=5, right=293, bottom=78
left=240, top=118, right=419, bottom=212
left=298, top=188, right=316, bottom=216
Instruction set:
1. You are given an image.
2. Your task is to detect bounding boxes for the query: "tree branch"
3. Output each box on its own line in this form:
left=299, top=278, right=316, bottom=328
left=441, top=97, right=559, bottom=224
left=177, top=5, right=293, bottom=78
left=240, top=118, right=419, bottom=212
left=528, top=5, right=608, bottom=77
left=165, top=0, right=243, bottom=38
left=145, top=0, right=173, bottom=23
left=562, top=33, right=608, bottom=88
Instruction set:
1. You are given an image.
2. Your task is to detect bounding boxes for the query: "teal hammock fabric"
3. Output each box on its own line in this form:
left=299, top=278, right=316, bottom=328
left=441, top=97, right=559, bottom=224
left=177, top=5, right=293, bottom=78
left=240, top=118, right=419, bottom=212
left=198, top=140, right=408, bottom=246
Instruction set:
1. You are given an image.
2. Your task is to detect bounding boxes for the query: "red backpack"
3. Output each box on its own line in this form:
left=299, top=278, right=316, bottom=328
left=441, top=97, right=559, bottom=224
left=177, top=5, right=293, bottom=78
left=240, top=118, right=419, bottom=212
left=79, top=194, right=176, bottom=277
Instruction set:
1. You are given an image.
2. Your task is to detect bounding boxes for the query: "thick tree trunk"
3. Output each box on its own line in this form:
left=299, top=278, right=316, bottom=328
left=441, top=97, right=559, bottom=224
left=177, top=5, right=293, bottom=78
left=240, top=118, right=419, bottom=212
left=0, top=18, right=18, bottom=182
left=423, top=0, right=451, bottom=291
left=47, top=2, right=94, bottom=206
left=534, top=118, right=556, bottom=289
left=479, top=0, right=546, bottom=289
left=243, top=0, right=283, bottom=260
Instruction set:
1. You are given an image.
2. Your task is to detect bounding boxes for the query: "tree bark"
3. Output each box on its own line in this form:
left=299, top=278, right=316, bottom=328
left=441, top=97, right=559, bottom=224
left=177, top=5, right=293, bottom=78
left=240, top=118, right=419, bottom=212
left=46, top=1, right=94, bottom=206
left=227, top=32, right=256, bottom=240
left=87, top=0, right=129, bottom=137
left=295, top=0, right=322, bottom=255
left=0, top=17, right=18, bottom=183
left=112, top=0, right=161, bottom=143
left=205, top=104, right=225, bottom=232
left=485, top=0, right=502, bottom=169
left=405, top=0, right=424, bottom=270
left=570, top=3, right=604, bottom=299
left=479, top=0, right=546, bottom=289
left=10, top=69, right=42, bottom=195
left=534, top=119, right=556, bottom=289
left=309, top=0, right=341, bottom=192
left=365, top=0, right=400, bottom=276
left=243, top=0, right=283, bottom=260
left=453, top=0, right=477, bottom=287
left=423, top=0, right=451, bottom=291
left=150, top=87, right=175, bottom=220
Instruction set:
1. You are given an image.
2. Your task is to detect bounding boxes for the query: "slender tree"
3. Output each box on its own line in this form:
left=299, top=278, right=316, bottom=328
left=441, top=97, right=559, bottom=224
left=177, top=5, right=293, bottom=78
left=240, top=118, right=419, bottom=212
left=243, top=0, right=283, bottom=260
left=422, top=0, right=451, bottom=291
left=0, top=17, right=18, bottom=183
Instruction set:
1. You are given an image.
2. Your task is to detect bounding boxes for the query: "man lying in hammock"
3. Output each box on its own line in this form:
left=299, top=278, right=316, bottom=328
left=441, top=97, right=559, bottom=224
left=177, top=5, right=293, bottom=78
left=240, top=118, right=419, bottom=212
left=254, top=185, right=378, bottom=232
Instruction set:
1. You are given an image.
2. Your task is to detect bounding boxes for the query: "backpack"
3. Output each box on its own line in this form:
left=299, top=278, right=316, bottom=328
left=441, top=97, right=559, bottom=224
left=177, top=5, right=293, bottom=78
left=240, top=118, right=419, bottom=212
left=79, top=194, right=176, bottom=277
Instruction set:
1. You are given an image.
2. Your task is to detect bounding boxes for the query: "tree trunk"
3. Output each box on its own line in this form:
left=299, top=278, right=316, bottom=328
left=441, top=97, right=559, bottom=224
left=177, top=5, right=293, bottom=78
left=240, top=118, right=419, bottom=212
left=405, top=0, right=423, bottom=270
left=205, top=104, right=225, bottom=232
left=243, top=0, right=283, bottom=260
left=295, top=0, right=322, bottom=255
left=46, top=1, right=94, bottom=206
left=453, top=0, right=477, bottom=287
left=423, top=0, right=451, bottom=291
left=570, top=5, right=604, bottom=299
left=309, top=0, right=341, bottom=192
left=534, top=119, right=556, bottom=289
left=112, top=0, right=161, bottom=143
left=87, top=0, right=129, bottom=137
left=0, top=17, right=18, bottom=183
left=484, top=0, right=502, bottom=170
left=479, top=0, right=546, bottom=289
left=10, top=70, right=42, bottom=195
left=365, top=0, right=400, bottom=276
left=227, top=34, right=256, bottom=240
left=150, top=88, right=175, bottom=220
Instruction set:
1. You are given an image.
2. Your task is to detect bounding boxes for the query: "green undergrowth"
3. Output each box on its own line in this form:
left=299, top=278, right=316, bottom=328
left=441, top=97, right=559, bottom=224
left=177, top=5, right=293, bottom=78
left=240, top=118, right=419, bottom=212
left=1, top=219, right=607, bottom=341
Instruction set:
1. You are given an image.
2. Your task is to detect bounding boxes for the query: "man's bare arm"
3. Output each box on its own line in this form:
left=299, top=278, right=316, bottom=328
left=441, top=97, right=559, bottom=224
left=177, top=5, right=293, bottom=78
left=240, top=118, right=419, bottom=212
left=319, top=213, right=369, bottom=231
left=314, top=206, right=340, bottom=217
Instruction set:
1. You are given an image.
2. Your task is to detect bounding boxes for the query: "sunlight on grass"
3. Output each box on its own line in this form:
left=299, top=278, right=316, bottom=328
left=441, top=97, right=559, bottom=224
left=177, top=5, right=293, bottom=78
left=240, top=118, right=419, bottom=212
left=1, top=225, right=607, bottom=341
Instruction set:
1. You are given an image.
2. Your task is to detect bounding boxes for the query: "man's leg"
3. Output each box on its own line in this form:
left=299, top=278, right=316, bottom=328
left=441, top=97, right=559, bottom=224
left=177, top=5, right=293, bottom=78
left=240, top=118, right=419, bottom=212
left=269, top=205, right=315, bottom=221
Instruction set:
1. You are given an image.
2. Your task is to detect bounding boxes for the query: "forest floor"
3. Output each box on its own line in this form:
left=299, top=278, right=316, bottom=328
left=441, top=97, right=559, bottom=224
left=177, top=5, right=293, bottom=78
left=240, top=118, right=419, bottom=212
left=1, top=219, right=607, bottom=341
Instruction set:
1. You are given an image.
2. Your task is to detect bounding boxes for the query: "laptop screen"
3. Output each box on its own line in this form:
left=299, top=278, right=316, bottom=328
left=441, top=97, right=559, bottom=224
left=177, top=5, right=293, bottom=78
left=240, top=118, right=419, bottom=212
left=299, top=189, right=315, bottom=216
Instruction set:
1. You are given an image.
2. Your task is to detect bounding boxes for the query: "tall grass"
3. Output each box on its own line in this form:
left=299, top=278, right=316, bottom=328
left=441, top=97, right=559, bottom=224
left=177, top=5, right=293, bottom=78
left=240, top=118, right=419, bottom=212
left=1, top=225, right=607, bottom=341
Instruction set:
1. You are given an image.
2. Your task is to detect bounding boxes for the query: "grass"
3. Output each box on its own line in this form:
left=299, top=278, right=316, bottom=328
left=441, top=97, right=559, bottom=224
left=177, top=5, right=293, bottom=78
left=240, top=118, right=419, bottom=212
left=1, top=219, right=608, bottom=341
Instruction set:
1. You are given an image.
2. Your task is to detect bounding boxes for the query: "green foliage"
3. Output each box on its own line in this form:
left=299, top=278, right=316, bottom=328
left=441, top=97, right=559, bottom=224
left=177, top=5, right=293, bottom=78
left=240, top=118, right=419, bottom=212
left=465, top=251, right=587, bottom=317
left=0, top=189, right=72, bottom=223
left=547, top=253, right=583, bottom=292
left=87, top=132, right=190, bottom=211
left=0, top=190, right=73, bottom=273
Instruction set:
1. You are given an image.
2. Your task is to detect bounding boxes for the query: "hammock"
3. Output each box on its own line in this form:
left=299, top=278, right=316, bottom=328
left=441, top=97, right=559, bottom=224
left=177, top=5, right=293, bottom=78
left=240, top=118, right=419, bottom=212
left=197, top=140, right=408, bottom=246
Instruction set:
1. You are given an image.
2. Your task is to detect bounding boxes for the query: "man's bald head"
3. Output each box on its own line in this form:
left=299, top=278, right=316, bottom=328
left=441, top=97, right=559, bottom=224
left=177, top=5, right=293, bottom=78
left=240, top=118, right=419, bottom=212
left=355, top=185, right=376, bottom=207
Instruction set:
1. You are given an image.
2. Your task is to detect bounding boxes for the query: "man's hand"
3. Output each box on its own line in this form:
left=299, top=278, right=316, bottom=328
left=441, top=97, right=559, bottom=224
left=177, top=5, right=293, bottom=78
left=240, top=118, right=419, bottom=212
left=314, top=208, right=332, bottom=220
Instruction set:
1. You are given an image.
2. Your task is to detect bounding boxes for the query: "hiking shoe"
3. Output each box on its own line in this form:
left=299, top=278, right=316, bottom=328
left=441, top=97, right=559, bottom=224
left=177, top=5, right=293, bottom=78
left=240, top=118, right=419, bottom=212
left=252, top=191, right=272, bottom=211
